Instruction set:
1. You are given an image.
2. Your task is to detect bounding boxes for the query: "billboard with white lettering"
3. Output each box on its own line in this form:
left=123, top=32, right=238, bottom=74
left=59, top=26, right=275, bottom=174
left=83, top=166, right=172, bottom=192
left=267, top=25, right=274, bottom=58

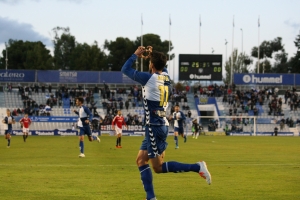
left=0, top=70, right=35, bottom=82
left=37, top=71, right=99, bottom=83
left=234, top=74, right=295, bottom=85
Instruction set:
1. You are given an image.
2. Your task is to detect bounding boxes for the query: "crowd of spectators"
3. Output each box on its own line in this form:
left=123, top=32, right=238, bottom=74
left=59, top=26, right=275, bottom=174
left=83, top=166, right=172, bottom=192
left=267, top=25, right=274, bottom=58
left=10, top=84, right=97, bottom=117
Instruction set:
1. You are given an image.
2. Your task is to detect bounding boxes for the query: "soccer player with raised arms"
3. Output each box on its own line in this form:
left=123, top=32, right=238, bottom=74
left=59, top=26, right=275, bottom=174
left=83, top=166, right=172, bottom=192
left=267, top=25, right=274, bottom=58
left=20, top=114, right=32, bottom=142
left=73, top=97, right=100, bottom=158
left=121, top=46, right=211, bottom=200
left=2, top=109, right=15, bottom=148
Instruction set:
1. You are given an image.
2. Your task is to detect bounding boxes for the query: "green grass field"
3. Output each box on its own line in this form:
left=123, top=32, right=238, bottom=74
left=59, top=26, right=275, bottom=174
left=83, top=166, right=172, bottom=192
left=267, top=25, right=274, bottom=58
left=0, top=135, right=299, bottom=200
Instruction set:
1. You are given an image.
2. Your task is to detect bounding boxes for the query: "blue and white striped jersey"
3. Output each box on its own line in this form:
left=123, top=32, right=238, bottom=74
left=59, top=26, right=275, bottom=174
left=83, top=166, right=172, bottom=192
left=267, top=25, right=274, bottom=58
left=121, top=54, right=171, bottom=126
left=74, top=106, right=93, bottom=127
left=173, top=111, right=186, bottom=128
left=3, top=115, right=14, bottom=130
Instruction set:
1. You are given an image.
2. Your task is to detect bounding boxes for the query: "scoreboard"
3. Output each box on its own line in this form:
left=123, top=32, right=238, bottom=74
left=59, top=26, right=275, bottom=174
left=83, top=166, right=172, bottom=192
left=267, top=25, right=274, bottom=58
left=178, top=54, right=222, bottom=81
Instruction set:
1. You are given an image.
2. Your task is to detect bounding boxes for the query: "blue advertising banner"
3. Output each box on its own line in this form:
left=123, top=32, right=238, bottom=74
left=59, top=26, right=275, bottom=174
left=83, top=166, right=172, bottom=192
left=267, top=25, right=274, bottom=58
left=99, top=72, right=138, bottom=84
left=37, top=71, right=99, bottom=83
left=14, top=116, right=78, bottom=122
left=122, top=74, right=139, bottom=84
left=295, top=74, right=300, bottom=85
left=0, top=70, right=35, bottom=82
left=234, top=73, right=295, bottom=85
left=99, top=72, right=122, bottom=83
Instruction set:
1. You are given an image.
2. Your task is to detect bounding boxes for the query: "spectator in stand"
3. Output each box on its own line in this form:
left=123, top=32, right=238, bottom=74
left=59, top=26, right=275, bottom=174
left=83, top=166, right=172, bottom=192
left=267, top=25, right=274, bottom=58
left=41, top=85, right=46, bottom=93
left=44, top=104, right=51, bottom=116
left=233, top=106, right=237, bottom=115
left=125, top=100, right=129, bottom=110
left=34, top=84, right=39, bottom=93
left=229, top=107, right=233, bottom=116
left=186, top=85, right=190, bottom=93
left=17, top=108, right=22, bottom=114
left=253, top=107, right=258, bottom=116
left=119, top=101, right=124, bottom=110
left=48, top=84, right=52, bottom=93
left=138, top=115, right=143, bottom=125
left=187, top=110, right=192, bottom=118
left=7, top=84, right=12, bottom=92
left=12, top=109, right=18, bottom=116
left=86, top=95, right=91, bottom=105
left=30, top=84, right=34, bottom=93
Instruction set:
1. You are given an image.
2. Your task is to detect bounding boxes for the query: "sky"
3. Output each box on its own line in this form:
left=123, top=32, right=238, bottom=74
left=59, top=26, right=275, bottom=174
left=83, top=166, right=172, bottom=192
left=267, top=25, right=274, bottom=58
left=0, top=0, right=299, bottom=82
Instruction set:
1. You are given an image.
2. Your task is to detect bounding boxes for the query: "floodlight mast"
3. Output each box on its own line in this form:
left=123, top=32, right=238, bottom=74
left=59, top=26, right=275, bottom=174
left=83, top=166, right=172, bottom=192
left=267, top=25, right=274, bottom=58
left=5, top=42, right=8, bottom=70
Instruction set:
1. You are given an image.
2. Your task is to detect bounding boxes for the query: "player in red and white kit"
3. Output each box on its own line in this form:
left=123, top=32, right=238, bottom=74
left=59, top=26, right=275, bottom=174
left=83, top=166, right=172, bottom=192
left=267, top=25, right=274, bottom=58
left=19, top=114, right=32, bottom=142
left=112, top=110, right=127, bottom=148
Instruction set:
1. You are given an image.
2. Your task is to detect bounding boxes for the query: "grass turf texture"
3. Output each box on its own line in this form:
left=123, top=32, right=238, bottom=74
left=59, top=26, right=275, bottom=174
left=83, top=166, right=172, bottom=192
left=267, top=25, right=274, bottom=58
left=0, top=136, right=299, bottom=200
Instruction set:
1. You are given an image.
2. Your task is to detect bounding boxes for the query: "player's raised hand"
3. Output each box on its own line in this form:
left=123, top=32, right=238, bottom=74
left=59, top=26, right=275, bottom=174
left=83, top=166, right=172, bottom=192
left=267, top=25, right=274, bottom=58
left=134, top=46, right=145, bottom=58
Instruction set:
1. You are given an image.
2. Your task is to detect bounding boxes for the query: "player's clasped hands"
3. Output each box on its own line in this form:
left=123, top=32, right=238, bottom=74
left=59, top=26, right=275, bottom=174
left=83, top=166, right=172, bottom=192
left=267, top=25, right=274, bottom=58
left=134, top=46, right=153, bottom=58
left=134, top=46, right=145, bottom=57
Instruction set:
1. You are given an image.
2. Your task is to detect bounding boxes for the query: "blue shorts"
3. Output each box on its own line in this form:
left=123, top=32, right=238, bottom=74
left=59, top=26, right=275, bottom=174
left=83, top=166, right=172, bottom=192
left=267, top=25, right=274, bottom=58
left=174, top=127, right=184, bottom=135
left=79, top=126, right=92, bottom=137
left=5, top=129, right=12, bottom=135
left=140, top=125, right=168, bottom=158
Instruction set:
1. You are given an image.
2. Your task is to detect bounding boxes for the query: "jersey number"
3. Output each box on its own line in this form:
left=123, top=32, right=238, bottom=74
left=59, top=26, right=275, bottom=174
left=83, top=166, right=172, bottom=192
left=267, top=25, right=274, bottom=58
left=158, top=85, right=169, bottom=106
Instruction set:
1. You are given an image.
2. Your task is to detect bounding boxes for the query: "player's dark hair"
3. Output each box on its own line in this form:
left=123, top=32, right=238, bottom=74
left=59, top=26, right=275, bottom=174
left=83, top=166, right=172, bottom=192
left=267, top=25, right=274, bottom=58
left=150, top=50, right=167, bottom=71
left=76, top=97, right=84, bottom=104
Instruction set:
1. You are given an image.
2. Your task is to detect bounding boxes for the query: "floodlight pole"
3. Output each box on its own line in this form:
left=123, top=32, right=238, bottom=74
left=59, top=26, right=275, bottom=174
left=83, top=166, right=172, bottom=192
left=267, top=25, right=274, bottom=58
left=5, top=42, right=8, bottom=70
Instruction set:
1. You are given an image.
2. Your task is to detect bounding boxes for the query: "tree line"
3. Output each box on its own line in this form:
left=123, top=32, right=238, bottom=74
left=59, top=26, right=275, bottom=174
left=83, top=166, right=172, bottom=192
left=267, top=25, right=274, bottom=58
left=0, top=26, right=174, bottom=72
left=223, top=35, right=300, bottom=83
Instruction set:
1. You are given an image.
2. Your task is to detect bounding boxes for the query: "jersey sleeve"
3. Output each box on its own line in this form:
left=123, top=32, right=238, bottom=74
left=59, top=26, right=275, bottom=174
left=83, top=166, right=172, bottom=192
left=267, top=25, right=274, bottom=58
left=181, top=111, right=186, bottom=120
left=83, top=106, right=93, bottom=121
left=121, top=54, right=152, bottom=86
left=173, top=112, right=176, bottom=120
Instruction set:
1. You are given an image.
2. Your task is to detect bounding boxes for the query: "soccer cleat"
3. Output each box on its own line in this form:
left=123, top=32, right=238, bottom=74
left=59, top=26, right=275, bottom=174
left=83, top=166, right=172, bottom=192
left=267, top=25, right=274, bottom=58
left=192, top=136, right=195, bottom=139
left=184, top=136, right=187, bottom=143
left=7, top=146, right=10, bottom=148
left=97, top=137, right=100, bottom=142
left=145, top=198, right=157, bottom=200
left=197, top=161, right=212, bottom=185
left=175, top=145, right=179, bottom=149
left=195, top=137, right=198, bottom=139
left=117, top=146, right=122, bottom=148
left=78, top=153, right=85, bottom=158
